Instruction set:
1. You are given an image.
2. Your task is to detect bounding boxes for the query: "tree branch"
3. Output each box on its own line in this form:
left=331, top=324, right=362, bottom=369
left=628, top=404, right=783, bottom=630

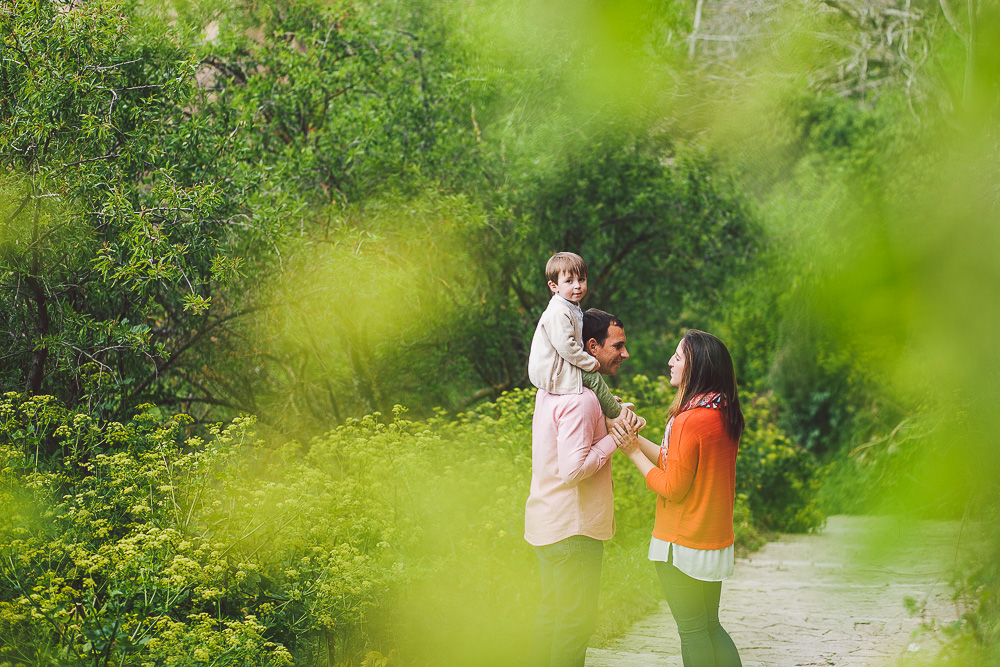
left=589, top=231, right=656, bottom=296
left=125, top=305, right=265, bottom=405
left=688, top=0, right=705, bottom=59
left=822, top=0, right=861, bottom=21
left=61, top=153, right=120, bottom=168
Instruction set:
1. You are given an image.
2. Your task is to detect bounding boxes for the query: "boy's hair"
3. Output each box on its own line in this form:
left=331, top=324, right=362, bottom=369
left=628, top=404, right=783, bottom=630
left=582, top=309, right=624, bottom=347
left=545, top=252, right=588, bottom=285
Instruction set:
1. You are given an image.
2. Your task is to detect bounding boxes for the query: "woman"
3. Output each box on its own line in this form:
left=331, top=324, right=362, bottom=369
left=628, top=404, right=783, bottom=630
left=612, top=330, right=744, bottom=667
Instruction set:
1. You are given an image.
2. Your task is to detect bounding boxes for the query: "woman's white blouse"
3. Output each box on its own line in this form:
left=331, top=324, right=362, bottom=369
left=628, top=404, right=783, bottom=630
left=648, top=536, right=734, bottom=582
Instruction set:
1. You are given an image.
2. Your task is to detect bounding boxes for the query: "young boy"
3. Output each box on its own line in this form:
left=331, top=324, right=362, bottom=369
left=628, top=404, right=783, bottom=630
left=527, top=252, right=630, bottom=422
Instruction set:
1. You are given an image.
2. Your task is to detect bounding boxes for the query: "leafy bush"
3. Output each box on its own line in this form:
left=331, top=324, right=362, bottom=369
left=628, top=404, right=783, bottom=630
left=0, top=392, right=535, bottom=665
left=0, top=393, right=400, bottom=666
left=817, top=410, right=977, bottom=519
left=0, top=386, right=820, bottom=665
left=948, top=508, right=1000, bottom=665
left=737, top=394, right=825, bottom=533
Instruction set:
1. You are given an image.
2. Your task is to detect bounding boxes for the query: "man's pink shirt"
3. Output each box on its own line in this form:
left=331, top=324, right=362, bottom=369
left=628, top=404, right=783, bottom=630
left=524, top=388, right=617, bottom=546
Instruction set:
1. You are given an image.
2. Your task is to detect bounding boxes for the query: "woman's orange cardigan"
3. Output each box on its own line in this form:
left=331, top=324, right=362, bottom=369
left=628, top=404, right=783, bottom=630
left=644, top=407, right=739, bottom=550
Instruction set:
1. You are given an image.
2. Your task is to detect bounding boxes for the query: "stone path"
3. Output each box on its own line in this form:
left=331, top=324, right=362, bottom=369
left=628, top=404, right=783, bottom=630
left=588, top=515, right=964, bottom=666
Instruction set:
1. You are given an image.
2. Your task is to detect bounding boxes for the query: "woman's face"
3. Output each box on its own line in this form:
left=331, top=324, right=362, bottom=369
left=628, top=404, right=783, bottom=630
left=668, top=339, right=685, bottom=388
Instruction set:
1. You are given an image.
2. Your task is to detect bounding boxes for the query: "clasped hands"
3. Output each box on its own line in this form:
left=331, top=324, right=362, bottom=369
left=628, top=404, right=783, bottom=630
left=606, top=405, right=643, bottom=455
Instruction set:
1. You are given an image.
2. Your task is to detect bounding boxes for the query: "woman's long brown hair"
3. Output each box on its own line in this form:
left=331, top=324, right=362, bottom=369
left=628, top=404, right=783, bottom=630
left=667, top=330, right=745, bottom=441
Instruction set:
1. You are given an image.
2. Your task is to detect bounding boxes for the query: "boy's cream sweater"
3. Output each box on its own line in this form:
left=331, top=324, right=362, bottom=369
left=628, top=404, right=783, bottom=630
left=527, top=295, right=600, bottom=394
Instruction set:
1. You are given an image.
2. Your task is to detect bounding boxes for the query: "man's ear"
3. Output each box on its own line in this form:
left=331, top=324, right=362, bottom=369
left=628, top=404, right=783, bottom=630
left=584, top=338, right=598, bottom=355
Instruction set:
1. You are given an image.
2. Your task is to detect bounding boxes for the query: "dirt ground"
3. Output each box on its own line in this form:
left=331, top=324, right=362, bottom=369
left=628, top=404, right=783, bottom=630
left=587, top=515, right=965, bottom=667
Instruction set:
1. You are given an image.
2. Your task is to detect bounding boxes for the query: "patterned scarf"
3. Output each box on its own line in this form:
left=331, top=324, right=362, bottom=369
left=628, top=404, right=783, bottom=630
left=661, top=392, right=727, bottom=454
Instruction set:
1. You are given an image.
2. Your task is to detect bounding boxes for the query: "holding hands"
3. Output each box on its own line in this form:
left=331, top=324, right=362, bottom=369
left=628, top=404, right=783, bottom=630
left=611, top=418, right=639, bottom=454
left=607, top=405, right=659, bottom=476
left=621, top=402, right=647, bottom=433
left=605, top=402, right=644, bottom=451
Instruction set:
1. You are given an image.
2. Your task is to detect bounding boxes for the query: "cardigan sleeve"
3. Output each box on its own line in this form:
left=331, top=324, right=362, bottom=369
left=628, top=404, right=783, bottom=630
left=643, top=413, right=698, bottom=502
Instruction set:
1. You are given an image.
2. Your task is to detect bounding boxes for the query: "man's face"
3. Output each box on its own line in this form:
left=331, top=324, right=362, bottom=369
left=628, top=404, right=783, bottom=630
left=586, top=324, right=629, bottom=375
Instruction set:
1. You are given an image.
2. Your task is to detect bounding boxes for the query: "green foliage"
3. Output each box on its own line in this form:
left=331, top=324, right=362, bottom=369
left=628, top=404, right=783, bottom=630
left=702, top=2, right=1000, bottom=659
left=0, top=0, right=770, bottom=436
left=768, top=319, right=895, bottom=455
left=948, top=507, right=1000, bottom=664
left=0, top=385, right=820, bottom=665
left=705, top=248, right=785, bottom=394
left=255, top=192, right=492, bottom=430
left=817, top=409, right=986, bottom=524
left=737, top=395, right=824, bottom=533
left=461, top=136, right=763, bottom=394
left=0, top=392, right=425, bottom=665
left=198, top=0, right=482, bottom=203
left=0, top=391, right=526, bottom=665
left=0, top=394, right=295, bottom=666
left=721, top=90, right=923, bottom=454
left=0, top=0, right=489, bottom=423
left=0, top=0, right=288, bottom=417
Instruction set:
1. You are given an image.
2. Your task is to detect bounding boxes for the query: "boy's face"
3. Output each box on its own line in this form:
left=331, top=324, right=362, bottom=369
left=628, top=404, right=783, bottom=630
left=548, top=270, right=587, bottom=303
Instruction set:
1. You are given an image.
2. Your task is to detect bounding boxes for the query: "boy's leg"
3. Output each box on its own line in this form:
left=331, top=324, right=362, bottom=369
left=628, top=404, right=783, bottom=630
left=581, top=370, right=621, bottom=419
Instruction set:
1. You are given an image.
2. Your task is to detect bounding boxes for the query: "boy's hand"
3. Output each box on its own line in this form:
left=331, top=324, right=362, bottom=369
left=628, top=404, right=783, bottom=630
left=618, top=403, right=646, bottom=432
left=606, top=406, right=643, bottom=441
left=607, top=408, right=637, bottom=431
left=620, top=408, right=639, bottom=429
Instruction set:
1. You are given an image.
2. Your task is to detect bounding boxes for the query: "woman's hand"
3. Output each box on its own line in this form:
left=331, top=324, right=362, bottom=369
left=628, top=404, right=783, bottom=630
left=619, top=403, right=647, bottom=432
left=611, top=417, right=658, bottom=478
left=605, top=407, right=635, bottom=436
left=612, top=421, right=639, bottom=455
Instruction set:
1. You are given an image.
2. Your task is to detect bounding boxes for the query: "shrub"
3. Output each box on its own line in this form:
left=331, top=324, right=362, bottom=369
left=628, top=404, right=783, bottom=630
left=736, top=394, right=825, bottom=533
left=0, top=386, right=820, bottom=665
left=0, top=393, right=399, bottom=666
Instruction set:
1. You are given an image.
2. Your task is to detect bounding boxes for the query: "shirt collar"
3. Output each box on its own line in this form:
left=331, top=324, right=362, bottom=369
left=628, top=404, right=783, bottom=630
left=553, top=294, right=582, bottom=310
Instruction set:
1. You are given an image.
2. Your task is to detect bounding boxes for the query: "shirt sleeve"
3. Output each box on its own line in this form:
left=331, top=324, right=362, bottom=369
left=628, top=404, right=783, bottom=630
left=555, top=397, right=616, bottom=486
left=644, top=415, right=698, bottom=502
left=542, top=307, right=600, bottom=372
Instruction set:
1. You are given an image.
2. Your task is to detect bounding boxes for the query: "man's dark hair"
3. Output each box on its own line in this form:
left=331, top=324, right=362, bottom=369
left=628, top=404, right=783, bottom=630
left=582, top=308, right=624, bottom=347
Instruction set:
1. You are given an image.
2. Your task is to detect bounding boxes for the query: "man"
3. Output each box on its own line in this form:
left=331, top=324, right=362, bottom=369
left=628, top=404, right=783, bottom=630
left=524, top=308, right=636, bottom=667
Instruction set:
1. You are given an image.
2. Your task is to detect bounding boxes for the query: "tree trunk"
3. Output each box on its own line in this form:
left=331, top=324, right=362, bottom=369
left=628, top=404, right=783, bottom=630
left=25, top=202, right=50, bottom=395
left=963, top=0, right=978, bottom=108
left=24, top=274, right=50, bottom=394
left=347, top=330, right=381, bottom=415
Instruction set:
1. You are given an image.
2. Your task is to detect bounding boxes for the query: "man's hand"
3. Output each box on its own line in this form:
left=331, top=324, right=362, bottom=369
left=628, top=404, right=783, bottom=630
left=605, top=406, right=637, bottom=436
left=611, top=420, right=639, bottom=455
left=619, top=402, right=647, bottom=432
left=609, top=407, right=640, bottom=454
